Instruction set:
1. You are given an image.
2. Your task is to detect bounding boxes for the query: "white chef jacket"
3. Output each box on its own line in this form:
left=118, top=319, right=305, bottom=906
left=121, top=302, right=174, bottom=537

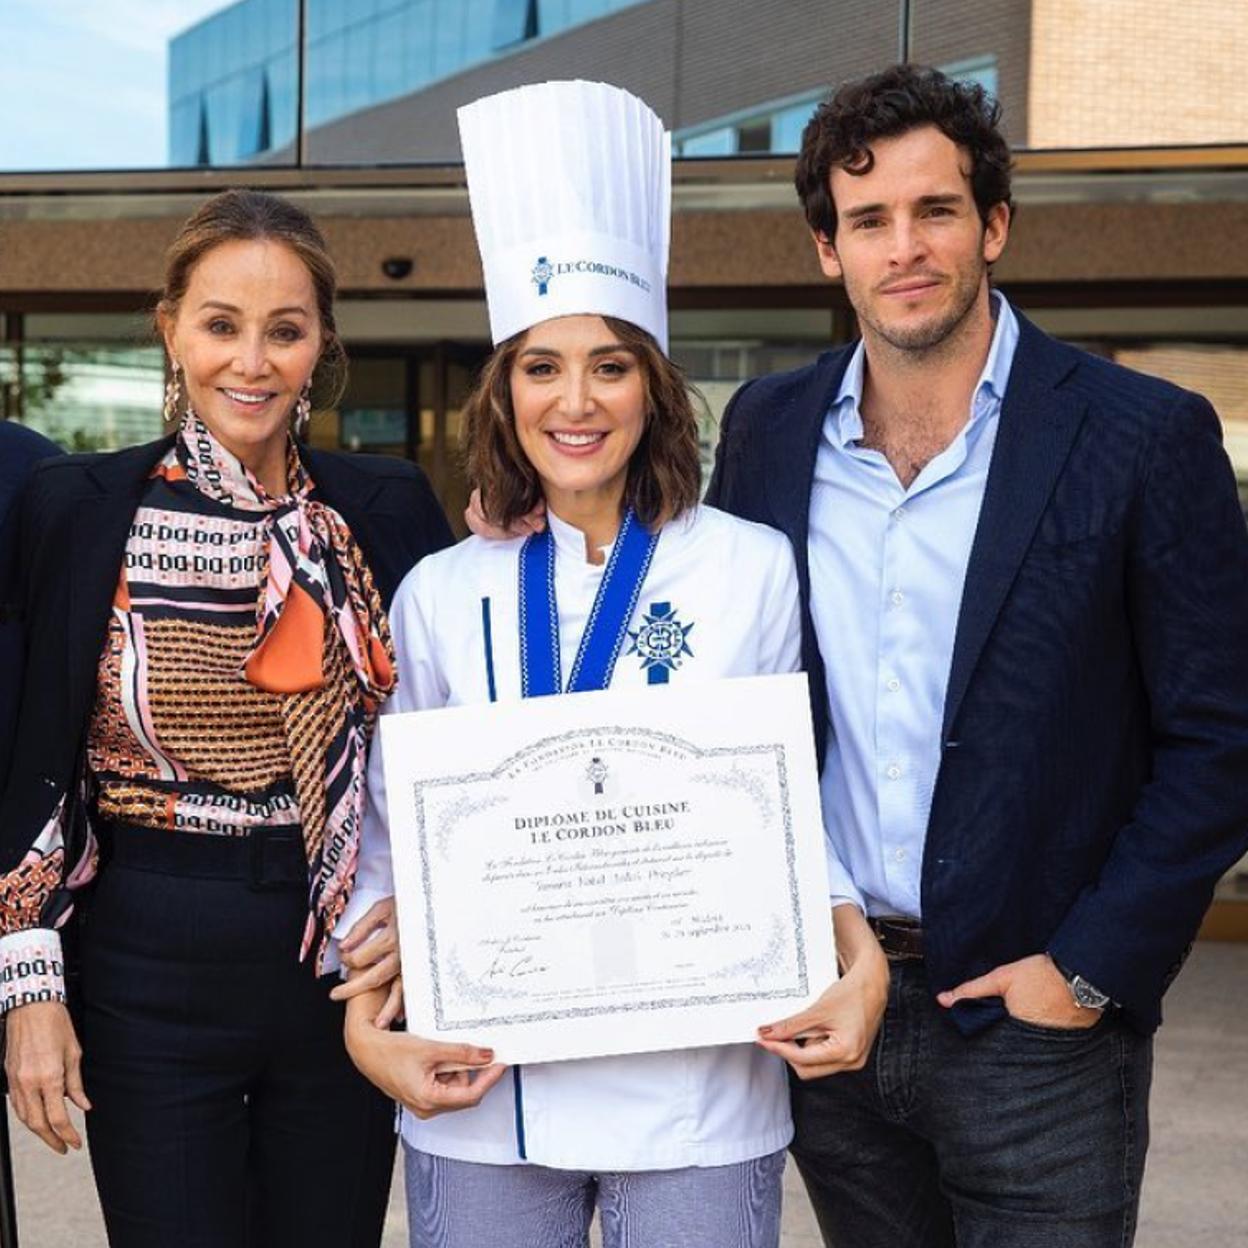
left=339, top=503, right=804, bottom=1171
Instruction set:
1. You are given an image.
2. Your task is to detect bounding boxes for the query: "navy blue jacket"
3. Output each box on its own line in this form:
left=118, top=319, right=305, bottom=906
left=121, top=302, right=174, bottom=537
left=0, top=423, right=62, bottom=787
left=705, top=312, right=1248, bottom=1034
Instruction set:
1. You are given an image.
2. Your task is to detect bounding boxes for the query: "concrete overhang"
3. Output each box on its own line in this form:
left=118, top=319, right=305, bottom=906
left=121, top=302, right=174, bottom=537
left=3, top=148, right=1248, bottom=297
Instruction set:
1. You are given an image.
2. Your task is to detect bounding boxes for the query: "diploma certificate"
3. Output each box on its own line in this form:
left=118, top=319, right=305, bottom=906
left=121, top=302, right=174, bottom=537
left=381, top=673, right=835, bottom=1064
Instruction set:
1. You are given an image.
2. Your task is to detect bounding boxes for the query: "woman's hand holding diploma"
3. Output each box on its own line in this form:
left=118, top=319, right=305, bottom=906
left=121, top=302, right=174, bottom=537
left=344, top=985, right=507, bottom=1120
left=756, top=904, right=889, bottom=1080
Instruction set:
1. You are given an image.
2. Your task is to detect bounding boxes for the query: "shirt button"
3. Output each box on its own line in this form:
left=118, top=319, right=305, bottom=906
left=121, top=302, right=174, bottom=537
left=894, top=847, right=906, bottom=862
left=890, top=589, right=905, bottom=607
left=886, top=763, right=901, bottom=780
left=886, top=677, right=901, bottom=692
left=892, top=506, right=906, bottom=521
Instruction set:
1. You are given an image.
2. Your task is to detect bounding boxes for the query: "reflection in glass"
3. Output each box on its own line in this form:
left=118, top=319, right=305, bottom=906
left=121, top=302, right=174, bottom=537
left=301, top=0, right=648, bottom=135
left=940, top=56, right=999, bottom=101
left=10, top=343, right=163, bottom=453
left=168, top=0, right=298, bottom=166
left=676, top=94, right=824, bottom=158
left=493, top=0, right=539, bottom=50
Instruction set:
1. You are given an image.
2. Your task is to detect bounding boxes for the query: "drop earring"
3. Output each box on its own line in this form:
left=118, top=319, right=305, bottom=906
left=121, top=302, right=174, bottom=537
left=294, top=380, right=312, bottom=437
left=163, top=362, right=182, bottom=423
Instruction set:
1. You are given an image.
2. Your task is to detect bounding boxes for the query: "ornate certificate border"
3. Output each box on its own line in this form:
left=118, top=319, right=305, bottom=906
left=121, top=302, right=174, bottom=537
left=411, top=726, right=807, bottom=1031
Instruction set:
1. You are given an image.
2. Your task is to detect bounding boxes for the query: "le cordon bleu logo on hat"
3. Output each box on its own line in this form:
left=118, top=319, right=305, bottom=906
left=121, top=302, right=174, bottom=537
left=532, top=256, right=554, bottom=295
left=530, top=254, right=653, bottom=298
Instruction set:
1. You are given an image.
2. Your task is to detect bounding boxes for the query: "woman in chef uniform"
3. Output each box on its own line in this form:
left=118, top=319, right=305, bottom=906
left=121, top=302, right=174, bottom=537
left=340, top=80, right=802, bottom=1248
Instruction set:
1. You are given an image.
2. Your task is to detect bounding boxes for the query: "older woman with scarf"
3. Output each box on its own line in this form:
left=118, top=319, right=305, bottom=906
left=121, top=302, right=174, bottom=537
left=0, top=189, right=451, bottom=1248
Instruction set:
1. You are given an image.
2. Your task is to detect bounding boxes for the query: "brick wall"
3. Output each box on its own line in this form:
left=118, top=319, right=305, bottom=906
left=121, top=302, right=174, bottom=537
left=1029, top=0, right=1248, bottom=146
left=911, top=0, right=1032, bottom=144
left=1114, top=344, right=1248, bottom=479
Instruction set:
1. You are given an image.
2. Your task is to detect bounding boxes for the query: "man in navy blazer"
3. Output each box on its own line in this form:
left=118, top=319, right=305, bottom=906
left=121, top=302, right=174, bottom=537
left=707, top=65, right=1248, bottom=1246
left=0, top=422, right=60, bottom=785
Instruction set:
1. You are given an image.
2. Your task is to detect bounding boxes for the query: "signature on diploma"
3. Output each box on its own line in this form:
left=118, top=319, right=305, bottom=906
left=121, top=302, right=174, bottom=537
left=483, top=936, right=551, bottom=981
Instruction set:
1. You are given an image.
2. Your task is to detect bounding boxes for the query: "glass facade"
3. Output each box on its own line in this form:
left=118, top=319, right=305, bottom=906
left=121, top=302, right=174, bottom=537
left=168, top=0, right=299, bottom=166
left=306, top=0, right=648, bottom=108
left=303, top=0, right=650, bottom=134
left=675, top=94, right=825, bottom=159
left=6, top=1, right=1248, bottom=172
left=165, top=0, right=650, bottom=164
left=675, top=57, right=1000, bottom=158
left=0, top=314, right=164, bottom=452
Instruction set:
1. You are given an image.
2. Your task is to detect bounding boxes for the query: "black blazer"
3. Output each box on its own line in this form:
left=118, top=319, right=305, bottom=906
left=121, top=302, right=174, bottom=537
left=0, top=436, right=453, bottom=881
left=706, top=312, right=1248, bottom=1034
left=0, top=424, right=62, bottom=789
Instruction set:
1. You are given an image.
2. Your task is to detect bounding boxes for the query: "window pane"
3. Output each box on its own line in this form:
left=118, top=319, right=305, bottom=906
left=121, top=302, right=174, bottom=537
left=19, top=343, right=164, bottom=452
left=493, top=0, right=536, bottom=49
left=304, top=0, right=658, bottom=164
left=681, top=127, right=736, bottom=158
left=772, top=100, right=818, bottom=155
left=736, top=121, right=771, bottom=155
left=10, top=315, right=163, bottom=452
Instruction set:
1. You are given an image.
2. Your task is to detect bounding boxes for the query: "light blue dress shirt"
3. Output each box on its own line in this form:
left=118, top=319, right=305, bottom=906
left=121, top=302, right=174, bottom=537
left=809, top=293, right=1020, bottom=917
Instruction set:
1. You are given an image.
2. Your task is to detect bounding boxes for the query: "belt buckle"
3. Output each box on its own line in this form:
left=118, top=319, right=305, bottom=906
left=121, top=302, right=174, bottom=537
left=249, top=826, right=303, bottom=891
left=871, top=916, right=924, bottom=962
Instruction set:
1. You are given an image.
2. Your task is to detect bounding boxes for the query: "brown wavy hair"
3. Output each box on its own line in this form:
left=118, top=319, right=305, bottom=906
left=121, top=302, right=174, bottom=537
left=795, top=63, right=1014, bottom=242
left=464, top=317, right=701, bottom=531
left=155, top=188, right=348, bottom=411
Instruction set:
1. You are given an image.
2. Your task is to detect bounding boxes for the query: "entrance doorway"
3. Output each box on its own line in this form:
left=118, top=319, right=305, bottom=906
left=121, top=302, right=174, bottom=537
left=307, top=339, right=490, bottom=535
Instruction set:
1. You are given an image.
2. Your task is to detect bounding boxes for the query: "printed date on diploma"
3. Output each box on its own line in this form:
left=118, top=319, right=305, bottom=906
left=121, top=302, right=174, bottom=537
left=380, top=675, right=835, bottom=1064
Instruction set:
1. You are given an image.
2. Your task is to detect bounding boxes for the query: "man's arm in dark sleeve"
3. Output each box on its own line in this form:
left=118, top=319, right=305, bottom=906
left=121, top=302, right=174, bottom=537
left=1048, top=390, right=1248, bottom=1024
left=0, top=429, right=63, bottom=787
left=0, top=426, right=62, bottom=596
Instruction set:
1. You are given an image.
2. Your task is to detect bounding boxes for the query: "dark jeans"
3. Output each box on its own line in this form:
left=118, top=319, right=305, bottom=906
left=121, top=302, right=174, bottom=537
left=790, top=961, right=1153, bottom=1248
left=79, top=828, right=396, bottom=1248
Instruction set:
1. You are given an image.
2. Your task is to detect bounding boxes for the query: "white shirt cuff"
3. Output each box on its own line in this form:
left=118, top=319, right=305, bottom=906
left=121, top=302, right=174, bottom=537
left=0, top=928, right=65, bottom=1014
left=824, top=851, right=866, bottom=913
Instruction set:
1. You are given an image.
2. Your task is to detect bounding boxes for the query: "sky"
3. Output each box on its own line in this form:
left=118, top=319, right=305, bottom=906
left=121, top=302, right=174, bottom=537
left=0, top=0, right=230, bottom=170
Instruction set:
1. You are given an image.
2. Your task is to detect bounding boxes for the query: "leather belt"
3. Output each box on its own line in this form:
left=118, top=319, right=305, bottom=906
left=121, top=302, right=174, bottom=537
left=99, top=822, right=306, bottom=892
left=869, top=916, right=925, bottom=961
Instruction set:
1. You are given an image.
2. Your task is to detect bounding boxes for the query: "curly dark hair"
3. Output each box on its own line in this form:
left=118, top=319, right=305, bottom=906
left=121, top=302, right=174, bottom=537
left=795, top=64, right=1014, bottom=242
left=463, top=317, right=701, bottom=532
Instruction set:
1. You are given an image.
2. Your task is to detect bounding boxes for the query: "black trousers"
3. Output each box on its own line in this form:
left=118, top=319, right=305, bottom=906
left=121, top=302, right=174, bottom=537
left=78, top=826, right=396, bottom=1248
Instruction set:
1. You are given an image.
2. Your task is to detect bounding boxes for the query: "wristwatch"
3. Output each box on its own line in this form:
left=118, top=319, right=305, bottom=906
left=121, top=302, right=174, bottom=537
left=1054, top=961, right=1112, bottom=1011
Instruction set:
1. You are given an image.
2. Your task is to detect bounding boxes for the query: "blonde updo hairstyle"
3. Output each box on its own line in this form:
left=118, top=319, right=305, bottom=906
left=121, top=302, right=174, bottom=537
left=155, top=188, right=348, bottom=415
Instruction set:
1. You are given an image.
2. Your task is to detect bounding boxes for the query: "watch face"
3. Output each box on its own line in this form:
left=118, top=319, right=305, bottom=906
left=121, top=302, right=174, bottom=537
left=1072, top=976, right=1110, bottom=1009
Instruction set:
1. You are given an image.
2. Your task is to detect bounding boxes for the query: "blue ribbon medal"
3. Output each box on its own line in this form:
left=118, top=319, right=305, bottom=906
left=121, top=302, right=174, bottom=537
left=518, top=508, right=660, bottom=697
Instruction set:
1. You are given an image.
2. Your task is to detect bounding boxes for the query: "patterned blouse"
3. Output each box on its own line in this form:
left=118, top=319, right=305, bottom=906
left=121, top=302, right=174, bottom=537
left=0, top=416, right=395, bottom=1012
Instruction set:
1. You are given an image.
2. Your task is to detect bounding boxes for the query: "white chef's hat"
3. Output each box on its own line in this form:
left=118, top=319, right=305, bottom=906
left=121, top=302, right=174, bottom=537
left=458, top=79, right=671, bottom=351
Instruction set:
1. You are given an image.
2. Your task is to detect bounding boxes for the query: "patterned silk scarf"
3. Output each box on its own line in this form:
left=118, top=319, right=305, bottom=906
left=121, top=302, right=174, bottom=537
left=176, top=412, right=396, bottom=967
